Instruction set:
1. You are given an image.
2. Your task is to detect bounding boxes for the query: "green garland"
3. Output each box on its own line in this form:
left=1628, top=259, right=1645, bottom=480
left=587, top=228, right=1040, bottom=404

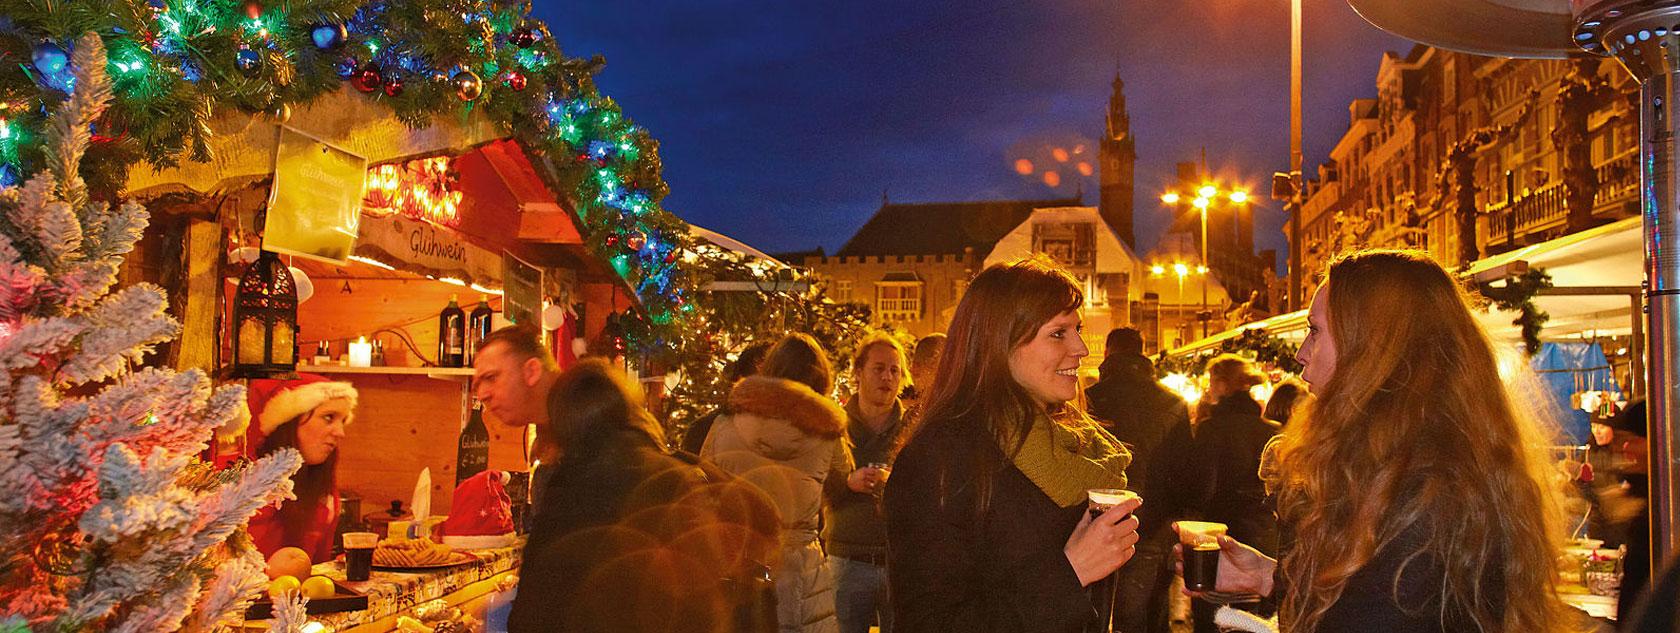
left=659, top=248, right=873, bottom=441
left=1476, top=267, right=1553, bottom=356
left=1155, top=327, right=1302, bottom=377
left=0, top=0, right=696, bottom=361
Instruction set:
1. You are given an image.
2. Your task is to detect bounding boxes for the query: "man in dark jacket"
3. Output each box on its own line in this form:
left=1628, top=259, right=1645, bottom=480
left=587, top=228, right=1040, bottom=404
left=509, top=360, right=780, bottom=633
left=1084, top=327, right=1191, bottom=633
left=824, top=333, right=910, bottom=633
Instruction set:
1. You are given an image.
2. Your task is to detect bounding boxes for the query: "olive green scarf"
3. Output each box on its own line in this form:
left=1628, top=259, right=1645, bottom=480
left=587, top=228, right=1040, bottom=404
left=1006, top=415, right=1131, bottom=508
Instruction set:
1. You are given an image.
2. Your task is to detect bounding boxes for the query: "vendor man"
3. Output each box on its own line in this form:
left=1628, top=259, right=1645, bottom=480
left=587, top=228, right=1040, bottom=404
left=473, top=325, right=561, bottom=444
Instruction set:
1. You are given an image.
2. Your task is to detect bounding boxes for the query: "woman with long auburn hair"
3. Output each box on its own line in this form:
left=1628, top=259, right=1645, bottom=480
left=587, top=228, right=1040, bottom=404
left=883, top=257, right=1140, bottom=632
left=245, top=376, right=357, bottom=563
left=1188, top=250, right=1572, bottom=633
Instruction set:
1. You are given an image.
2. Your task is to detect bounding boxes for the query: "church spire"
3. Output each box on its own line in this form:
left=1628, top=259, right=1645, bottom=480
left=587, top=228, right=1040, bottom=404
left=1106, top=74, right=1130, bottom=142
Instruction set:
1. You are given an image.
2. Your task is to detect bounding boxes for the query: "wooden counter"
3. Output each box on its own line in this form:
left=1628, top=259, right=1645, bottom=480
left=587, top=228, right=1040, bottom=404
left=240, top=542, right=522, bottom=632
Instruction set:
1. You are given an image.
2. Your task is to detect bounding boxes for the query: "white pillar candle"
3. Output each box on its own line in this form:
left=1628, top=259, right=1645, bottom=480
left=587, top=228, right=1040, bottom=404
left=347, top=337, right=373, bottom=368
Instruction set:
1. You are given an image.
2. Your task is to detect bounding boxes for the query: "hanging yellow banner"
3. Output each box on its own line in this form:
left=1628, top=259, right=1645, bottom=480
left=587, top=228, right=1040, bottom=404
left=263, top=126, right=367, bottom=264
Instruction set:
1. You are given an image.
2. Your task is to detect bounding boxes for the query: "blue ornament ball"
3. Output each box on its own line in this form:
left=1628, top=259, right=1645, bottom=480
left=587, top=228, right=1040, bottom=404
left=32, top=42, right=68, bottom=76
left=311, top=23, right=347, bottom=50
left=235, top=48, right=262, bottom=77
left=334, top=56, right=359, bottom=79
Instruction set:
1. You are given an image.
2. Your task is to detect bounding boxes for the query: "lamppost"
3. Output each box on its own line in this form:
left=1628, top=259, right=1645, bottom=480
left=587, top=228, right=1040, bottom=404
left=1161, top=184, right=1249, bottom=338
left=1150, top=261, right=1205, bottom=349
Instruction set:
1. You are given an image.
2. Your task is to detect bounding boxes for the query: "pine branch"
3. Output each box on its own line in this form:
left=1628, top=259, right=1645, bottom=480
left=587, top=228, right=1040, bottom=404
left=42, top=33, right=112, bottom=212
left=56, top=284, right=179, bottom=384
left=179, top=546, right=266, bottom=633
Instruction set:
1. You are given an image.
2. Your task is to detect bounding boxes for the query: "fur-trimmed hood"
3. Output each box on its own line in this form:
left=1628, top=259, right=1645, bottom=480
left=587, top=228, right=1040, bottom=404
left=728, top=376, right=845, bottom=438
left=711, top=376, right=846, bottom=463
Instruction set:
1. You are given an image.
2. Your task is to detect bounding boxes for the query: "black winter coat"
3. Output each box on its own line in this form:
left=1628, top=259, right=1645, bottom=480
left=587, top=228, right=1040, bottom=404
left=1279, top=520, right=1501, bottom=632
left=509, top=426, right=780, bottom=633
left=1185, top=393, right=1281, bottom=553
left=1084, top=356, right=1191, bottom=534
left=883, top=415, right=1097, bottom=633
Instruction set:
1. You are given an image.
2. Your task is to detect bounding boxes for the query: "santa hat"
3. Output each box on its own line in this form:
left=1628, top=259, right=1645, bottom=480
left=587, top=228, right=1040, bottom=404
left=248, top=374, right=359, bottom=435
left=442, top=470, right=517, bottom=550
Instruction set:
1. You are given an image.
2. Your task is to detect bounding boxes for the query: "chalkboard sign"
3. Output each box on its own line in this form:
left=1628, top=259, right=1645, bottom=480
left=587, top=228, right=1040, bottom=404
left=502, top=252, right=542, bottom=326
left=456, top=402, right=490, bottom=487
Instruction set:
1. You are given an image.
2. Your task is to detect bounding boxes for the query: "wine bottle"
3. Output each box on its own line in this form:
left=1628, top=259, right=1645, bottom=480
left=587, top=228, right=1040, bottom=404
left=456, top=401, right=491, bottom=486
left=439, top=294, right=466, bottom=367
left=467, top=295, right=495, bottom=364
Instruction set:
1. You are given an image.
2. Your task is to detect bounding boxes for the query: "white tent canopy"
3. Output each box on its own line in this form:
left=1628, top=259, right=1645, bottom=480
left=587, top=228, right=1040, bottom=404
left=1172, top=216, right=1643, bottom=355
left=1466, top=217, right=1642, bottom=340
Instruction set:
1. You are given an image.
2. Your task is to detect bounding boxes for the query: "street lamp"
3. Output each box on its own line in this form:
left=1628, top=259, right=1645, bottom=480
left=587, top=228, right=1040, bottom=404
left=1161, top=183, right=1250, bottom=338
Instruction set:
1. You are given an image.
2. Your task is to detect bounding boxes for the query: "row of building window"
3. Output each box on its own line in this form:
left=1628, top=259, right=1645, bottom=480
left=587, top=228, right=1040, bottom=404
left=829, top=279, right=925, bottom=323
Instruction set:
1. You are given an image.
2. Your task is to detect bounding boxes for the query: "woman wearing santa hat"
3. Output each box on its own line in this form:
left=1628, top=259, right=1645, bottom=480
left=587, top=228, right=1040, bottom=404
left=245, top=375, right=359, bottom=562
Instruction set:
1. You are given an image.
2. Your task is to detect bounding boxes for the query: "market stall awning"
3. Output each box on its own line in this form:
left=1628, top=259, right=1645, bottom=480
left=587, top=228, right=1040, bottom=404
left=124, top=89, right=501, bottom=197
left=1170, top=216, right=1644, bottom=356
left=690, top=225, right=786, bottom=266
left=1466, top=217, right=1643, bottom=339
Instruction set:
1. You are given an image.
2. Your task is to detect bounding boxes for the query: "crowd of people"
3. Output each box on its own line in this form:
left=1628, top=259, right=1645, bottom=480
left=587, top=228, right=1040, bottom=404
left=464, top=250, right=1667, bottom=633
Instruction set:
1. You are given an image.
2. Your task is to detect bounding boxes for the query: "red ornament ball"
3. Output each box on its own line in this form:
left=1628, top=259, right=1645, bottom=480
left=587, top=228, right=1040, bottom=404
left=351, top=62, right=383, bottom=93
left=503, top=72, right=527, bottom=91
left=243, top=0, right=263, bottom=19
left=382, top=71, right=405, bottom=97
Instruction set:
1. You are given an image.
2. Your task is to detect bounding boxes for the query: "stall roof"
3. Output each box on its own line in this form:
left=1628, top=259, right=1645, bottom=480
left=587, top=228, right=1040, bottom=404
left=690, top=225, right=787, bottom=266
left=1170, top=217, right=1644, bottom=357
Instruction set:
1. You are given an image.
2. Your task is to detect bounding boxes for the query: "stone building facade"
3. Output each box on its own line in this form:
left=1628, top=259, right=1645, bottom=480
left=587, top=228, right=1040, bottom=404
left=1290, top=45, right=1639, bottom=301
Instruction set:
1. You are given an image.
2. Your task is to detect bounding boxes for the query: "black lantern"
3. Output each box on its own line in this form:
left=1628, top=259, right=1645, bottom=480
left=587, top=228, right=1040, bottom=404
left=232, top=250, right=299, bottom=376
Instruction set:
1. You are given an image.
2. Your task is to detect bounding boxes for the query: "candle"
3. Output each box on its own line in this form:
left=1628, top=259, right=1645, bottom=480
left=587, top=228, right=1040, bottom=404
left=347, top=336, right=373, bottom=367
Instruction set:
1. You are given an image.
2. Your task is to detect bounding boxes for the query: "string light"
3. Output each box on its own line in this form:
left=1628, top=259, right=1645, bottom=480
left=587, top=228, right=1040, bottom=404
left=361, top=156, right=462, bottom=226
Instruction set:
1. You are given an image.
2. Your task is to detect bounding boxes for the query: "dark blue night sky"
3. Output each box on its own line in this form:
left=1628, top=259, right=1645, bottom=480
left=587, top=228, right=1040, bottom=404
left=532, top=1, right=1411, bottom=259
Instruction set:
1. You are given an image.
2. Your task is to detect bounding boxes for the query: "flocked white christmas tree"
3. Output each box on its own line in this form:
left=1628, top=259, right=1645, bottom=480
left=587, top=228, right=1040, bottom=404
left=0, top=34, right=303, bottom=632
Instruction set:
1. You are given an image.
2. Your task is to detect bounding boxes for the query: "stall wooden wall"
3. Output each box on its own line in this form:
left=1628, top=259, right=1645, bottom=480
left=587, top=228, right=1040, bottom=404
left=334, top=374, right=528, bottom=518
left=297, top=276, right=500, bottom=366
left=298, top=278, right=514, bottom=520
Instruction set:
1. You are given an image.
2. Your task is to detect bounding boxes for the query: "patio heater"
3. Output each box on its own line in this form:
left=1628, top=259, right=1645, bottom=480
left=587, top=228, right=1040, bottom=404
left=1345, top=0, right=1680, bottom=560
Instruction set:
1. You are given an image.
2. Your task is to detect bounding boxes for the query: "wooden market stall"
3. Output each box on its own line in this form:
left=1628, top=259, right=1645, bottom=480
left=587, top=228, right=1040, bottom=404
left=117, top=91, right=640, bottom=632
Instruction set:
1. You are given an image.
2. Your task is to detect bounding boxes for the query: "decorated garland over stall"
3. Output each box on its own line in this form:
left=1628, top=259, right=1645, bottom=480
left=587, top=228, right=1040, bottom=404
left=1476, top=267, right=1553, bottom=356
left=0, top=0, right=695, bottom=357
left=1154, top=327, right=1303, bottom=378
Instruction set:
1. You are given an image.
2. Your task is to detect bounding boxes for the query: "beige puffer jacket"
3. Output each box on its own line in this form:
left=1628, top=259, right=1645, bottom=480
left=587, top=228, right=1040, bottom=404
left=702, top=376, right=850, bottom=633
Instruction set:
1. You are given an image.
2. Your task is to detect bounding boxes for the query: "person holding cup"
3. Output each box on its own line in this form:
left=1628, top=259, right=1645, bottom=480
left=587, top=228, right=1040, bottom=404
left=1180, top=250, right=1573, bottom=633
left=884, top=257, right=1140, bottom=632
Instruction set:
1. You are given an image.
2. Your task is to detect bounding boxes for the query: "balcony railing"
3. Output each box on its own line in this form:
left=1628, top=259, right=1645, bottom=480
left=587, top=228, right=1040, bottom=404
left=1484, top=151, right=1638, bottom=246
left=1486, top=183, right=1566, bottom=246
left=1595, top=149, right=1638, bottom=209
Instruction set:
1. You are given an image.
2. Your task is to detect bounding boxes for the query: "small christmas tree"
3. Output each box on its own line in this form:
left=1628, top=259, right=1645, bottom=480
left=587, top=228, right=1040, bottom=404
left=0, top=34, right=302, bottom=632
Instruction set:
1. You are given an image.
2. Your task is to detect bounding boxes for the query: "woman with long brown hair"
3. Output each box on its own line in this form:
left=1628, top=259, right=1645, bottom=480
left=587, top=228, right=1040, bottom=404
left=1190, top=250, right=1572, bottom=632
left=702, top=333, right=847, bottom=633
left=883, top=257, right=1140, bottom=632
left=246, top=376, right=357, bottom=563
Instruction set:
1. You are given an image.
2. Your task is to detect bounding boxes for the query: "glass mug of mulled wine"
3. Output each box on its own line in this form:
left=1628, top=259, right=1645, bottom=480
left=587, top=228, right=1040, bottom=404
left=1087, top=489, right=1139, bottom=633
left=865, top=462, right=891, bottom=493
left=342, top=532, right=379, bottom=581
left=1176, top=520, right=1228, bottom=592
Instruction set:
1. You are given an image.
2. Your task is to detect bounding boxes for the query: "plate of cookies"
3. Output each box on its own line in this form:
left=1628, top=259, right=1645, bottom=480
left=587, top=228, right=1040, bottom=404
left=370, top=538, right=477, bottom=571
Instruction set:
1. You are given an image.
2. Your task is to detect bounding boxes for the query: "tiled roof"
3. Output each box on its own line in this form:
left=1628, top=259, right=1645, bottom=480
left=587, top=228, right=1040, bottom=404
left=835, top=197, right=1082, bottom=258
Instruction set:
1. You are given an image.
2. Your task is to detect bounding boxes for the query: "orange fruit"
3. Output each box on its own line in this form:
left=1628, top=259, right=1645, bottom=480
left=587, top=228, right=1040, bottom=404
left=265, top=547, right=313, bottom=581
left=301, top=575, right=335, bottom=599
